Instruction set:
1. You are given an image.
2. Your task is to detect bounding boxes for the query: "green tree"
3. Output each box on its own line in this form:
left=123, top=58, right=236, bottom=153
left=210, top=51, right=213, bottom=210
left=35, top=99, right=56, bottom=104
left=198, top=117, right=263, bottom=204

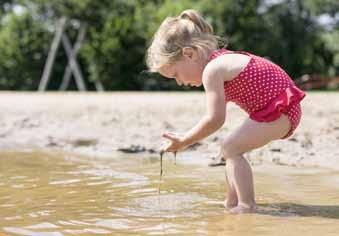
left=261, top=0, right=334, bottom=77
left=0, top=0, right=337, bottom=90
left=0, top=11, right=52, bottom=90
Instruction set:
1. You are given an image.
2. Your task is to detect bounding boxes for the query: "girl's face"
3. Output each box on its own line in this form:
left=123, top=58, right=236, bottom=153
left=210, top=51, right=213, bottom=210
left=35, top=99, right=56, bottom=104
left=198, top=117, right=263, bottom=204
left=158, top=47, right=207, bottom=87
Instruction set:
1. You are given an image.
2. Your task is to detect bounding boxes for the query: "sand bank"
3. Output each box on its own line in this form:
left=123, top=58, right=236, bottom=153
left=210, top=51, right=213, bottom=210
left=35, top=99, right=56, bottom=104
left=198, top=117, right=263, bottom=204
left=0, top=92, right=338, bottom=170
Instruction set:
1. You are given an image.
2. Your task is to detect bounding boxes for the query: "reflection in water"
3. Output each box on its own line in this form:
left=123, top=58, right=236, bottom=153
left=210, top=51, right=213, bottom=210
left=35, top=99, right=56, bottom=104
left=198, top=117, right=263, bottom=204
left=0, top=150, right=339, bottom=236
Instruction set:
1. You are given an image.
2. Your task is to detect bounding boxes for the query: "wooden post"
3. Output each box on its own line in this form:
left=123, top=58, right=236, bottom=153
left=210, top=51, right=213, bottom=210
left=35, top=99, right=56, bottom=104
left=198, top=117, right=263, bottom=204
left=39, top=17, right=67, bottom=91
left=95, top=80, right=105, bottom=92
left=59, top=23, right=87, bottom=90
left=61, top=33, right=87, bottom=91
left=40, top=17, right=104, bottom=92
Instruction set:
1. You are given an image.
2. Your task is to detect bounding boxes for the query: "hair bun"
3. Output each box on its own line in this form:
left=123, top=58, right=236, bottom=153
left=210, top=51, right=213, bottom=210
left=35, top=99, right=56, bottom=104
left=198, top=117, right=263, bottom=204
left=179, top=9, right=213, bottom=34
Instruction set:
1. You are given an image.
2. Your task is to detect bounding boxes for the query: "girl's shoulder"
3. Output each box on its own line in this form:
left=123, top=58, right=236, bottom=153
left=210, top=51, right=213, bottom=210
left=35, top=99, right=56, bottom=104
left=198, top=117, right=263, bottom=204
left=207, top=49, right=252, bottom=82
left=208, top=48, right=253, bottom=60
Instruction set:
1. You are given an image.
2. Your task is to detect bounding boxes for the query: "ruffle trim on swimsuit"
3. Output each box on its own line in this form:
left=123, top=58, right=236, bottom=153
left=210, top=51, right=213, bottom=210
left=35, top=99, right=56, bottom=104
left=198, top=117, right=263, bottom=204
left=250, top=86, right=306, bottom=122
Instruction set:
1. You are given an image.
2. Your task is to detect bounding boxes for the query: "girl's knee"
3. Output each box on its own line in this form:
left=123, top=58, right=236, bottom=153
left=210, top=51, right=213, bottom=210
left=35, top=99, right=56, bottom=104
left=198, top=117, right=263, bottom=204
left=221, top=138, right=243, bottom=160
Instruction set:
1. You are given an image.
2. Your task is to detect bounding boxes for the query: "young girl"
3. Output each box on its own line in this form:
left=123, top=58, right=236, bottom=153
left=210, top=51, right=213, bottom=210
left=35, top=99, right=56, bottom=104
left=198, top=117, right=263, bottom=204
left=146, top=9, right=305, bottom=214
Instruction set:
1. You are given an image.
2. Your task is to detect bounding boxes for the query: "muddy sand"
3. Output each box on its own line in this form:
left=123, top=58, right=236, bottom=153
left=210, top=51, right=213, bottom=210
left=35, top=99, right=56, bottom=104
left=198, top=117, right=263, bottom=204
left=0, top=92, right=338, bottom=170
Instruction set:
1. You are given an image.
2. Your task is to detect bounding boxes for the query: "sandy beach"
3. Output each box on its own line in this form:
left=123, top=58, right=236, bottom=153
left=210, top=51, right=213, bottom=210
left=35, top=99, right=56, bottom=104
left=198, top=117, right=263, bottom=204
left=0, top=91, right=338, bottom=170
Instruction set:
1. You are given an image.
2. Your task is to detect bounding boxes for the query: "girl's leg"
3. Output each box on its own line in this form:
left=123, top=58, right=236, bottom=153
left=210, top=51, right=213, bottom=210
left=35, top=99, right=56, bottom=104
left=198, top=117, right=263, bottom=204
left=226, top=155, right=256, bottom=213
left=224, top=167, right=238, bottom=209
left=221, top=114, right=291, bottom=213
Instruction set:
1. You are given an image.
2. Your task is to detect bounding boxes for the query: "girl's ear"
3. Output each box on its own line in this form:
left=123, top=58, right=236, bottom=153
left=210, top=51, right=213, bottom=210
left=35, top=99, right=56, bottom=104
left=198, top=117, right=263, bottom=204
left=182, top=47, right=197, bottom=60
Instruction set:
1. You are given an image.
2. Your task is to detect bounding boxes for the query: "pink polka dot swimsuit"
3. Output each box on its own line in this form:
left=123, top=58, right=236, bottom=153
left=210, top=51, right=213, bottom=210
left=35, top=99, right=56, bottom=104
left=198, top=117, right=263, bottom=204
left=209, top=48, right=306, bottom=138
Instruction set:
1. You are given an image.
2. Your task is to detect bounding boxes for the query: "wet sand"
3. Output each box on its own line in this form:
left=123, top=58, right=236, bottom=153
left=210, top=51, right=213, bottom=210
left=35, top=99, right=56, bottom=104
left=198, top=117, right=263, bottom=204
left=0, top=91, right=338, bottom=170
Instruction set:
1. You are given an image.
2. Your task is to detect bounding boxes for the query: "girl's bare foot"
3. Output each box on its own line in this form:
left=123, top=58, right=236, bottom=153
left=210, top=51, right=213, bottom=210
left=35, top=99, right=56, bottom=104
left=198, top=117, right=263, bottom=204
left=229, top=204, right=257, bottom=214
left=224, top=199, right=238, bottom=210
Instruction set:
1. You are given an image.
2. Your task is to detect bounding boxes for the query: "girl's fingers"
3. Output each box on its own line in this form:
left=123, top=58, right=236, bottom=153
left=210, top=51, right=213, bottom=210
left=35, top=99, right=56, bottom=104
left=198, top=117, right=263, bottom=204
left=162, top=133, right=178, bottom=141
left=163, top=142, right=176, bottom=152
left=162, top=132, right=182, bottom=152
left=167, top=132, right=179, bottom=136
left=164, top=145, right=171, bottom=152
left=162, top=144, right=171, bottom=152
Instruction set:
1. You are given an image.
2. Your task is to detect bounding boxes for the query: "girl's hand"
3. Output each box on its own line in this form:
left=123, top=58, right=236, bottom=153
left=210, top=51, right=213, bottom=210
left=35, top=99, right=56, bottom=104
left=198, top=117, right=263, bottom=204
left=162, top=132, right=186, bottom=153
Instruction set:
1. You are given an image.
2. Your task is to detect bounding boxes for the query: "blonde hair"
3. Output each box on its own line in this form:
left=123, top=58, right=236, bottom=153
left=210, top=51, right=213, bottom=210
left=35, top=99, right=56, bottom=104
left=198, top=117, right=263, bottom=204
left=146, top=9, right=221, bottom=72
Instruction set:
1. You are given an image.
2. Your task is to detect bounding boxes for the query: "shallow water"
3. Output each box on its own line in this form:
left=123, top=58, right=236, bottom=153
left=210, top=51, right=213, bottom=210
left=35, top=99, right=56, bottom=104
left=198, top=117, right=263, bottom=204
left=0, top=150, right=339, bottom=236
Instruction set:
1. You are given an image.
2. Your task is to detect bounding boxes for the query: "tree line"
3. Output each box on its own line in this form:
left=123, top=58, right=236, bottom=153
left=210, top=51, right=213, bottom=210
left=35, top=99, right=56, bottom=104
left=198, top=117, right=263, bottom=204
left=0, top=0, right=338, bottom=90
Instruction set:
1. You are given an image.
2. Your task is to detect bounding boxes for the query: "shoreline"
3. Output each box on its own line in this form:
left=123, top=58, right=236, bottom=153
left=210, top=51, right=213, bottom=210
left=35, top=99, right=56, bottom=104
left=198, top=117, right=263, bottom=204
left=0, top=92, right=338, bottom=170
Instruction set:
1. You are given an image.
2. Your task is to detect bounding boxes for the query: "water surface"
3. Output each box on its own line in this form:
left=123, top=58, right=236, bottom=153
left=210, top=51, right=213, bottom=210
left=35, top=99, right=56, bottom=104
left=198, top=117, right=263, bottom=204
left=0, top=150, right=339, bottom=235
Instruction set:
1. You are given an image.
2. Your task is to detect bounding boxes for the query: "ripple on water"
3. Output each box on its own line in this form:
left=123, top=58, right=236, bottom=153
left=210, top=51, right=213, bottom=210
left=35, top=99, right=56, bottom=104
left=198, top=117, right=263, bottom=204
left=109, top=193, right=208, bottom=219
left=3, top=227, right=63, bottom=236
left=95, top=219, right=133, bottom=229
left=139, top=222, right=185, bottom=235
left=49, top=179, right=81, bottom=185
left=25, top=223, right=59, bottom=229
left=64, top=228, right=111, bottom=234
left=74, top=169, right=149, bottom=180
left=74, top=168, right=150, bottom=188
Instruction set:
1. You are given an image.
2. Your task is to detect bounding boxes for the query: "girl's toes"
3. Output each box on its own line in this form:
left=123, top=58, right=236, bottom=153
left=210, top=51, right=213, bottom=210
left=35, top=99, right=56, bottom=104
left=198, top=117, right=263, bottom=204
left=224, top=199, right=238, bottom=210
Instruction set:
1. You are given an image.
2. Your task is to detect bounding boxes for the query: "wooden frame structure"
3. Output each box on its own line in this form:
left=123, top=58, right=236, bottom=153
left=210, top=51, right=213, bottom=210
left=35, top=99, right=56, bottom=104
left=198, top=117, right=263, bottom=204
left=39, top=17, right=104, bottom=92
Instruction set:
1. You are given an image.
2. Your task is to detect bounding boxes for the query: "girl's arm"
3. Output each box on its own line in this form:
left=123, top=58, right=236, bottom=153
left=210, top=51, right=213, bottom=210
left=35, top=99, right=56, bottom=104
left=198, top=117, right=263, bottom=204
left=181, top=61, right=226, bottom=147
